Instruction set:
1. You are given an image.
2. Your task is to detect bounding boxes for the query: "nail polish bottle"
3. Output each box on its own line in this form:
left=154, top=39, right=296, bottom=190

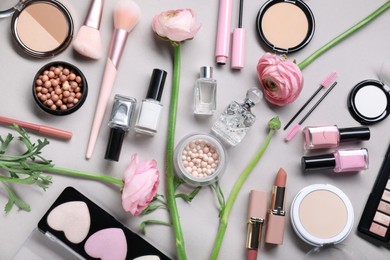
left=303, top=125, right=370, bottom=150
left=302, top=148, right=369, bottom=173
left=211, top=88, right=262, bottom=146
left=135, top=69, right=167, bottom=136
left=194, top=66, right=217, bottom=115
left=105, top=95, right=137, bottom=161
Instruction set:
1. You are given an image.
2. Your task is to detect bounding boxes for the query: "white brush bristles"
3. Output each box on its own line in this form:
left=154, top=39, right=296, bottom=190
left=114, top=0, right=141, bottom=32
left=73, top=26, right=103, bottom=59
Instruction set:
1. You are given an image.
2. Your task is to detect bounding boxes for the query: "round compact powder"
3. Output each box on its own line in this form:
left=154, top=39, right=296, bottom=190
left=11, top=0, right=73, bottom=57
left=256, top=0, right=315, bottom=53
left=290, top=184, right=354, bottom=247
left=348, top=79, right=390, bottom=125
left=299, top=190, right=348, bottom=239
left=261, top=2, right=308, bottom=49
left=354, top=85, right=387, bottom=118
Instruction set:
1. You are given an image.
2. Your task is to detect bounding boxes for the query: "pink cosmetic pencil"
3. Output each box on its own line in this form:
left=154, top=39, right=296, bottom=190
left=215, top=0, right=233, bottom=65
left=0, top=116, right=72, bottom=140
left=86, top=0, right=140, bottom=159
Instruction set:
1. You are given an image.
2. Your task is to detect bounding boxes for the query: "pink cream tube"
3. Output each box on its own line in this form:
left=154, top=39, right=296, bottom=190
left=215, top=0, right=233, bottom=65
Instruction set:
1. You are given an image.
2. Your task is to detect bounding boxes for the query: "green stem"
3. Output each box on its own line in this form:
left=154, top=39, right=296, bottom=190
left=0, top=161, right=123, bottom=186
left=210, top=129, right=277, bottom=260
left=298, top=0, right=390, bottom=70
left=165, top=44, right=187, bottom=260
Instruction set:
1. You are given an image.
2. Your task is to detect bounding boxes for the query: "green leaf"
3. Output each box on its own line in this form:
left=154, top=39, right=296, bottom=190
left=140, top=219, right=171, bottom=235
left=175, top=186, right=202, bottom=202
left=0, top=134, right=13, bottom=155
left=2, top=182, right=31, bottom=213
left=141, top=203, right=167, bottom=215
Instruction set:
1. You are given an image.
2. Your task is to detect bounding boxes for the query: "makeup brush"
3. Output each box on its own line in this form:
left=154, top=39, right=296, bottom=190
left=283, top=72, right=337, bottom=130
left=284, top=81, right=338, bottom=142
left=73, top=0, right=104, bottom=59
left=231, top=0, right=245, bottom=69
left=86, top=0, right=141, bottom=159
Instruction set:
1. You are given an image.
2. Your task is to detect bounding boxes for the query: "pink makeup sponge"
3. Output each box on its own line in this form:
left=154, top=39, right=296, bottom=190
left=85, top=228, right=127, bottom=260
left=114, top=0, right=141, bottom=32
left=73, top=26, right=103, bottom=59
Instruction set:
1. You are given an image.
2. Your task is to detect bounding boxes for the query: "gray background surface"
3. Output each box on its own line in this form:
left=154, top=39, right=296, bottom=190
left=1, top=0, right=390, bottom=259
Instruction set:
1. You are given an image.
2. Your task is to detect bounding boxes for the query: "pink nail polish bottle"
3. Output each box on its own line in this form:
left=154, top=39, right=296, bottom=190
left=302, top=148, right=369, bottom=173
left=303, top=125, right=370, bottom=150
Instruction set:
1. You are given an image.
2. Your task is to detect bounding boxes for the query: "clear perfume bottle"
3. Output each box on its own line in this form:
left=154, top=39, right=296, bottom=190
left=194, top=66, right=217, bottom=115
left=211, top=88, right=262, bottom=146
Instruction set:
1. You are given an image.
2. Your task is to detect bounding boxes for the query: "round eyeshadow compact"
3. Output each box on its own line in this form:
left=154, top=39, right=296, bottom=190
left=3, top=0, right=74, bottom=58
left=348, top=80, right=390, bottom=125
left=256, top=0, right=315, bottom=53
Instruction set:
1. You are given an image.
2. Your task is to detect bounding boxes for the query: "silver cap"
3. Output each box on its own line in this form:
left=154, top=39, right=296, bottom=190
left=200, top=66, right=213, bottom=79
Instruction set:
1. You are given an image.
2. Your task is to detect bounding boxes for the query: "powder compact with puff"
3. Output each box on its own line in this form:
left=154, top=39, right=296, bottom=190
left=0, top=0, right=74, bottom=58
left=13, top=187, right=171, bottom=260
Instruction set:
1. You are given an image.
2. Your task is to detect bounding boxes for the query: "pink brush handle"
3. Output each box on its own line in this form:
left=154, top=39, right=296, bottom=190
left=86, top=58, right=117, bottom=159
left=215, top=0, right=233, bottom=65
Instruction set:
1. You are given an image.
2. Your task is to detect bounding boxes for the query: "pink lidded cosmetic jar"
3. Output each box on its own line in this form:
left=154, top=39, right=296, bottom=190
left=302, top=148, right=369, bottom=173
left=303, top=125, right=370, bottom=150
left=174, top=133, right=227, bottom=186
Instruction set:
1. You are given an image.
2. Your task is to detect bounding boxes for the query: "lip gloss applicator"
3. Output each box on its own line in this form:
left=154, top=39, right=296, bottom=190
left=231, top=0, right=245, bottom=69
left=246, top=190, right=268, bottom=260
left=265, top=168, right=287, bottom=245
left=86, top=0, right=141, bottom=159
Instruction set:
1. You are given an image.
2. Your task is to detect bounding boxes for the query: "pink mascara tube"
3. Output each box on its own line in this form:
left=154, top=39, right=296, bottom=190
left=215, top=0, right=233, bottom=65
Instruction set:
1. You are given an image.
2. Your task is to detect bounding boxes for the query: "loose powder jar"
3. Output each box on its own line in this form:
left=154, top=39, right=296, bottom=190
left=174, top=133, right=227, bottom=186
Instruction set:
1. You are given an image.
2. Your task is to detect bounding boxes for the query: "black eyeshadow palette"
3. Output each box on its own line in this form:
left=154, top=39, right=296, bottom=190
left=37, top=186, right=171, bottom=260
left=358, top=142, right=390, bottom=245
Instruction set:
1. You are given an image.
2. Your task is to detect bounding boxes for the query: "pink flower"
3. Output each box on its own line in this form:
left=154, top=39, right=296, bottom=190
left=257, top=53, right=304, bottom=106
left=152, top=9, right=201, bottom=43
left=121, top=154, right=159, bottom=216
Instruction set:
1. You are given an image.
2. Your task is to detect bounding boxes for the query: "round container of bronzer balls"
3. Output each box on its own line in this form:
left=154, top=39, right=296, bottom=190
left=32, top=61, right=88, bottom=115
left=174, top=133, right=227, bottom=186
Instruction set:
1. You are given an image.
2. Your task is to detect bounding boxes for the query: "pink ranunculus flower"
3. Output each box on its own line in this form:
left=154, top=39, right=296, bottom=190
left=257, top=53, right=304, bottom=106
left=152, top=9, right=201, bottom=43
left=121, top=154, right=160, bottom=216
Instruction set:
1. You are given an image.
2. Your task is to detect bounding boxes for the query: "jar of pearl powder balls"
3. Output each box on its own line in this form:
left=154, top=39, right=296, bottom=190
left=174, top=133, right=227, bottom=186
left=32, top=61, right=88, bottom=115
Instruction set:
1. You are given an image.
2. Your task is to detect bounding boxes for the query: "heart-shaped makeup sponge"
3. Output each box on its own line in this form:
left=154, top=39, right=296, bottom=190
left=47, top=201, right=91, bottom=244
left=84, top=228, right=127, bottom=260
left=133, top=256, right=161, bottom=260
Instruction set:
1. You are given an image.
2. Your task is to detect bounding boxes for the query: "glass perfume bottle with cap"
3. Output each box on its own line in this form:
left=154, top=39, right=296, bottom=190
left=211, top=88, right=262, bottom=146
left=194, top=66, right=217, bottom=115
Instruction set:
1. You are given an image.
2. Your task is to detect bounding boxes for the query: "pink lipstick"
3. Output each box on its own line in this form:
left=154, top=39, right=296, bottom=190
left=246, top=190, right=268, bottom=260
left=265, top=168, right=287, bottom=244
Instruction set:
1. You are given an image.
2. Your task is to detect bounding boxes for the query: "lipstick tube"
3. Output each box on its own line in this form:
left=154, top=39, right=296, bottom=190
left=265, top=168, right=287, bottom=244
left=246, top=190, right=268, bottom=260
